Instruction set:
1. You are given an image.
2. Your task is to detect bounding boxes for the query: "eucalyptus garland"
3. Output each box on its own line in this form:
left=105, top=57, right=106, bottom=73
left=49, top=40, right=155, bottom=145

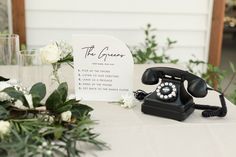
left=0, top=76, right=107, bottom=157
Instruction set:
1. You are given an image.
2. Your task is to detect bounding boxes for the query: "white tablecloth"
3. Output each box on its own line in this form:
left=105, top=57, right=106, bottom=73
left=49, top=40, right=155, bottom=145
left=1, top=64, right=236, bottom=157
left=82, top=64, right=236, bottom=157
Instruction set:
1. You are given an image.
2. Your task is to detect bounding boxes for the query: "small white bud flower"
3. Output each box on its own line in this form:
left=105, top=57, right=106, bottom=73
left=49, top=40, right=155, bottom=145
left=121, top=93, right=136, bottom=108
left=61, top=111, right=72, bottom=122
left=0, top=121, right=11, bottom=139
left=42, top=142, right=47, bottom=147
left=38, top=145, right=43, bottom=150
left=45, top=150, right=52, bottom=155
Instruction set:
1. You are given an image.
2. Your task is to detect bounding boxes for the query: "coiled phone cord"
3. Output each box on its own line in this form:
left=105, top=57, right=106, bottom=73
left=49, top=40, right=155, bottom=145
left=194, top=88, right=227, bottom=117
left=133, top=88, right=227, bottom=118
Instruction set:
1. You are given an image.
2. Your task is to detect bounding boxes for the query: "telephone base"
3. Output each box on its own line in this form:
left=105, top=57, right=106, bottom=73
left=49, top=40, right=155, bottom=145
left=142, top=103, right=194, bottom=121
left=141, top=92, right=195, bottom=121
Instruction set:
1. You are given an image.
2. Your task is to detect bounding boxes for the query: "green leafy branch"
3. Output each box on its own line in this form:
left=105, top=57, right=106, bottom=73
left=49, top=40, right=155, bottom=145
left=131, top=24, right=178, bottom=64
left=187, top=58, right=236, bottom=104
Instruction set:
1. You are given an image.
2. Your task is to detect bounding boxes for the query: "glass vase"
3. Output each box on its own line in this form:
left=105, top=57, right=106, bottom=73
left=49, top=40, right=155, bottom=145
left=0, top=34, right=20, bottom=80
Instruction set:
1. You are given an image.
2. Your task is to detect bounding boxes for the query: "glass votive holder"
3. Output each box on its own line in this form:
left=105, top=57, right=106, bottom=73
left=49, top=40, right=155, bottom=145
left=18, top=50, right=42, bottom=88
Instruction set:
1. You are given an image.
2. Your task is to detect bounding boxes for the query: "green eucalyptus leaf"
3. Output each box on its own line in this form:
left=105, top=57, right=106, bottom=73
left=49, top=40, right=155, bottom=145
left=55, top=104, right=72, bottom=114
left=2, top=87, right=29, bottom=107
left=0, top=101, right=11, bottom=108
left=54, top=99, right=79, bottom=114
left=45, top=90, right=63, bottom=112
left=57, top=82, right=68, bottom=103
left=64, top=99, right=79, bottom=106
left=30, top=82, right=46, bottom=100
left=71, top=104, right=93, bottom=119
left=29, top=82, right=46, bottom=107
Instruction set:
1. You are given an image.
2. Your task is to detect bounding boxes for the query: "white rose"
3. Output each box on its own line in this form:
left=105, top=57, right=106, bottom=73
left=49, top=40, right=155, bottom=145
left=0, top=92, right=11, bottom=102
left=14, top=100, right=28, bottom=110
left=0, top=121, right=10, bottom=139
left=121, top=93, right=136, bottom=108
left=61, top=111, right=72, bottom=122
left=40, top=42, right=62, bottom=64
left=24, top=94, right=33, bottom=109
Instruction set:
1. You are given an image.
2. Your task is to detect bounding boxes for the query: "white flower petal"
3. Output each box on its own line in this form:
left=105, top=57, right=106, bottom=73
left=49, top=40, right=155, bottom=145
left=40, top=42, right=61, bottom=64
left=61, top=111, right=72, bottom=122
left=0, top=121, right=11, bottom=138
left=121, top=93, right=136, bottom=109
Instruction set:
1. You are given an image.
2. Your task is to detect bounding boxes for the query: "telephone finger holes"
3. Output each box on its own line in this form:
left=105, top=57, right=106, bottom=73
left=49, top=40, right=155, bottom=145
left=156, top=82, right=177, bottom=100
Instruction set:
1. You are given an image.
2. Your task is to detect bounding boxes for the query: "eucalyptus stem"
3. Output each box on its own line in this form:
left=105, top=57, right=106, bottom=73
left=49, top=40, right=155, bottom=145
left=52, top=63, right=61, bottom=84
left=67, top=62, right=74, bottom=68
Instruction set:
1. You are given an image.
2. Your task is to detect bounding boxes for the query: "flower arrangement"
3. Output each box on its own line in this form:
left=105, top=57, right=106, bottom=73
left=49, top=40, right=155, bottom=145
left=40, top=41, right=74, bottom=84
left=0, top=42, right=107, bottom=156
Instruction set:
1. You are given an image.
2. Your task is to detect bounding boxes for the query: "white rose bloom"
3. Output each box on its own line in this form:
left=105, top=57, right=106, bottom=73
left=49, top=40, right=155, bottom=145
left=40, top=42, right=62, bottom=64
left=25, top=94, right=33, bottom=109
left=14, top=100, right=28, bottom=110
left=61, top=111, right=72, bottom=122
left=121, top=93, right=136, bottom=108
left=0, top=92, right=11, bottom=102
left=0, top=121, right=10, bottom=138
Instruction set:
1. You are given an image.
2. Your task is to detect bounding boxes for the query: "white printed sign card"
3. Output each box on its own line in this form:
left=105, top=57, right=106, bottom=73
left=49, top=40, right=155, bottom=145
left=72, top=35, right=134, bottom=101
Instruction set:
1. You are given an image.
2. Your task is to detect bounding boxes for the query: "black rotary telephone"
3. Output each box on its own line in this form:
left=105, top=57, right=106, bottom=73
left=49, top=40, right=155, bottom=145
left=134, top=67, right=227, bottom=121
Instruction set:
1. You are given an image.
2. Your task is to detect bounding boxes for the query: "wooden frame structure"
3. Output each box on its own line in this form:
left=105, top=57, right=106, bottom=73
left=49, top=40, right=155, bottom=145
left=11, top=0, right=26, bottom=45
left=208, top=0, right=226, bottom=66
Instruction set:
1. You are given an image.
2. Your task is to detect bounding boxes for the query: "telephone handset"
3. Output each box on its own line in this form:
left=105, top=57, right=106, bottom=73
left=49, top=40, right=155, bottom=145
left=135, top=67, right=227, bottom=121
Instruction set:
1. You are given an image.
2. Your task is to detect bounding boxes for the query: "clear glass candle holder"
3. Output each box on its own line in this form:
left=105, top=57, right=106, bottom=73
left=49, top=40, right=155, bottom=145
left=19, top=50, right=42, bottom=88
left=0, top=34, right=20, bottom=80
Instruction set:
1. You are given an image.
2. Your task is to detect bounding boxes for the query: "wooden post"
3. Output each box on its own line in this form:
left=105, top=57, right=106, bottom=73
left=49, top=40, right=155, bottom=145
left=208, top=0, right=226, bottom=66
left=11, top=0, right=26, bottom=46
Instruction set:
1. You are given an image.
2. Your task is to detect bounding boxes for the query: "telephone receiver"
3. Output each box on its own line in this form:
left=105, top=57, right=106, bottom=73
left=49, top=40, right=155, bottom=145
left=135, top=67, right=227, bottom=121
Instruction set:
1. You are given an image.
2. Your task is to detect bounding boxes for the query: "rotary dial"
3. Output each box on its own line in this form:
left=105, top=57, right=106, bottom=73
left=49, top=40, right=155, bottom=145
left=156, top=82, right=177, bottom=100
